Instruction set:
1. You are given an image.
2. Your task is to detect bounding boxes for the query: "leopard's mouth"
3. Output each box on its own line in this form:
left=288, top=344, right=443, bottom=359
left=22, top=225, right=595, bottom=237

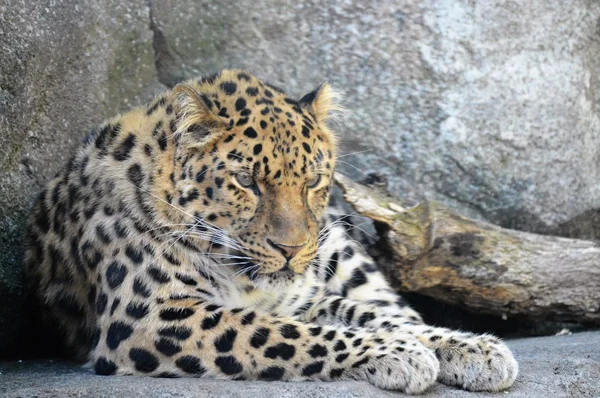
left=230, top=254, right=297, bottom=284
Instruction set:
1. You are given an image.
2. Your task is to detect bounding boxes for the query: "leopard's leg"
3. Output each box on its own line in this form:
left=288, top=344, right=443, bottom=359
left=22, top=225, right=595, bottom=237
left=307, top=296, right=518, bottom=392
left=315, top=214, right=518, bottom=391
left=315, top=218, right=424, bottom=322
left=92, top=298, right=438, bottom=393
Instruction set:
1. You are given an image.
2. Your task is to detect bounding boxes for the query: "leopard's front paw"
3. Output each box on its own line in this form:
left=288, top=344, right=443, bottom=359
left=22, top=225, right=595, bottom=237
left=434, top=334, right=518, bottom=391
left=361, top=339, right=439, bottom=394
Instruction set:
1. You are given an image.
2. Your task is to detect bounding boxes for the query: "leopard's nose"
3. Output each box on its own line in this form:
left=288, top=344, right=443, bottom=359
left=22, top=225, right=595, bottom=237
left=267, top=238, right=307, bottom=260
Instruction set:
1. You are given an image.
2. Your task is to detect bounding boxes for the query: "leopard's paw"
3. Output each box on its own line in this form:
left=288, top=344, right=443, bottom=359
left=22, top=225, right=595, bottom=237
left=434, top=334, right=518, bottom=391
left=361, top=339, right=439, bottom=394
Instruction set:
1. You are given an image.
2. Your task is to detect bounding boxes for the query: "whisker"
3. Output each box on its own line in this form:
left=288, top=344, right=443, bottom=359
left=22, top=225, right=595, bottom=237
left=330, top=168, right=355, bottom=179
left=323, top=211, right=373, bottom=222
left=130, top=183, right=240, bottom=247
left=336, top=160, right=369, bottom=176
left=150, top=222, right=199, bottom=267
left=131, top=182, right=202, bottom=226
left=208, top=253, right=253, bottom=260
left=328, top=220, right=375, bottom=240
left=337, top=149, right=374, bottom=158
left=232, top=264, right=260, bottom=278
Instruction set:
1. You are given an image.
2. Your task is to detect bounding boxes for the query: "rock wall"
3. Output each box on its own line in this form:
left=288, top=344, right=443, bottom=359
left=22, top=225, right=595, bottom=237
left=1, top=0, right=600, bottom=357
left=0, top=0, right=162, bottom=357
left=152, top=0, right=600, bottom=232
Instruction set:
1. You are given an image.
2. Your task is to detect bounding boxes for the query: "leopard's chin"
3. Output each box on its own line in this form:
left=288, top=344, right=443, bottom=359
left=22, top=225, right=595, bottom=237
left=251, top=271, right=298, bottom=292
left=244, top=263, right=299, bottom=291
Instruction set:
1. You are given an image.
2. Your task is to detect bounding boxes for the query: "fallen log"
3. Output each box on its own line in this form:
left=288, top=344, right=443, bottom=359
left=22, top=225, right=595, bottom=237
left=334, top=173, right=600, bottom=325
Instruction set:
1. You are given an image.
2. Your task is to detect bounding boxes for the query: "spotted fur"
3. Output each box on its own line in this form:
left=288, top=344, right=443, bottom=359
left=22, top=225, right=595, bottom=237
left=24, top=70, right=517, bottom=393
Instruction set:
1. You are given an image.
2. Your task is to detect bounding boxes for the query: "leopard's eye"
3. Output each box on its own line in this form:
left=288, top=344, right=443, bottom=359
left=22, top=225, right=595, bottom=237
left=306, top=175, right=322, bottom=189
left=235, top=172, right=254, bottom=188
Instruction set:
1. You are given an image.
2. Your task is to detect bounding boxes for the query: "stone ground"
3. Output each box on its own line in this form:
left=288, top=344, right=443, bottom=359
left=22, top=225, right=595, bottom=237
left=1, top=331, right=598, bottom=398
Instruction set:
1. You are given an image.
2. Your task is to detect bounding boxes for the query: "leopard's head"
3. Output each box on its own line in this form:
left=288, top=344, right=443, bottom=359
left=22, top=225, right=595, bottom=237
left=161, top=70, right=339, bottom=285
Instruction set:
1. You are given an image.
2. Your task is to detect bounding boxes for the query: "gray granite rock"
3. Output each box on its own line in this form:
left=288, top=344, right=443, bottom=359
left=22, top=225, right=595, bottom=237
left=0, top=0, right=164, bottom=356
left=1, top=332, right=599, bottom=397
left=150, top=0, right=600, bottom=233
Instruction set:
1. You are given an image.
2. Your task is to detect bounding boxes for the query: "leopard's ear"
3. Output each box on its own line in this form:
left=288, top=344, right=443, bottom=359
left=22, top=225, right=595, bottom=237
left=299, top=82, right=342, bottom=124
left=172, top=84, right=228, bottom=149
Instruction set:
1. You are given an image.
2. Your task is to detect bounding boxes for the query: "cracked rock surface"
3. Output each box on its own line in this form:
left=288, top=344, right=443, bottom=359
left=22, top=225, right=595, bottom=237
left=150, top=0, right=600, bottom=234
left=1, top=0, right=600, bottom=359
left=1, top=332, right=599, bottom=397
left=0, top=0, right=164, bottom=357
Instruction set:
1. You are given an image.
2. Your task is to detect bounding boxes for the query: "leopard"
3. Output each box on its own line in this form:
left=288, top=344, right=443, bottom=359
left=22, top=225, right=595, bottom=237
left=23, top=69, right=518, bottom=394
